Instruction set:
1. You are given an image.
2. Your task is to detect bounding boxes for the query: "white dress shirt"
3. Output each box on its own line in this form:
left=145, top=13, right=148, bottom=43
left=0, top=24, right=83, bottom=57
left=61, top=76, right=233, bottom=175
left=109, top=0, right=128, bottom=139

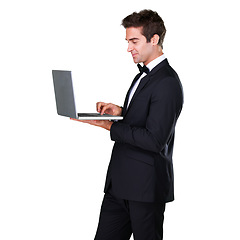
left=127, top=54, right=166, bottom=108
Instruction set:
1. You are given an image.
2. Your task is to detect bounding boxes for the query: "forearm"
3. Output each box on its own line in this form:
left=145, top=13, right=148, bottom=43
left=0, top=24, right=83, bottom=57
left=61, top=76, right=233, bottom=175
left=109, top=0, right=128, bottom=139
left=102, top=121, right=114, bottom=131
left=110, top=122, right=165, bottom=153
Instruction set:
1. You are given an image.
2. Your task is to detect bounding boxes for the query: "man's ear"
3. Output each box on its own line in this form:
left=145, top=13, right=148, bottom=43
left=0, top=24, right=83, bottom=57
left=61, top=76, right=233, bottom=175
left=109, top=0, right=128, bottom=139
left=151, top=34, right=160, bottom=46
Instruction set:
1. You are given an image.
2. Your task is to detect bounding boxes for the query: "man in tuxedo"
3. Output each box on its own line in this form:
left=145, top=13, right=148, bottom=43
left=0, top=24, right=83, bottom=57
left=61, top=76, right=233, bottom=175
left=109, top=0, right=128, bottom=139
left=72, top=10, right=183, bottom=240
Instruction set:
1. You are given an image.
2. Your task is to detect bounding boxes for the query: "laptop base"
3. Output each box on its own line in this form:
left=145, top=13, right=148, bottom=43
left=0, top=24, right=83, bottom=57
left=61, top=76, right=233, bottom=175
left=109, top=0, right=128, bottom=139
left=77, top=113, right=123, bottom=120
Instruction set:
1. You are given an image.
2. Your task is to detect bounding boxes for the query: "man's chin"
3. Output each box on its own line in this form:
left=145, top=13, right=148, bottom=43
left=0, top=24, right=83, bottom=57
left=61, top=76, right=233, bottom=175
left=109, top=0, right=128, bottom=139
left=133, top=59, right=141, bottom=64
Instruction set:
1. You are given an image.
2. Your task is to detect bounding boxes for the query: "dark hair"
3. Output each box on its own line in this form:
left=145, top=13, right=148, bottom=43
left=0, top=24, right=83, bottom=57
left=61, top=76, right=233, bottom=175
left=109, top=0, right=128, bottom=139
left=121, top=9, right=166, bottom=48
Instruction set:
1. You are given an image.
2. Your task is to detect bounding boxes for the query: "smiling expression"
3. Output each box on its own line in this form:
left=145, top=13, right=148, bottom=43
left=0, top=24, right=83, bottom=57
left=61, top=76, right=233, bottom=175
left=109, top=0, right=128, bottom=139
left=126, top=27, right=157, bottom=66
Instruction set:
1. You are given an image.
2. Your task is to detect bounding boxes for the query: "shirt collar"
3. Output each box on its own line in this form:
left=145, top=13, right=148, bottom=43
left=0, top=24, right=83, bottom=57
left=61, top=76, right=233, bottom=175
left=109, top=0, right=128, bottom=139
left=146, top=54, right=166, bottom=72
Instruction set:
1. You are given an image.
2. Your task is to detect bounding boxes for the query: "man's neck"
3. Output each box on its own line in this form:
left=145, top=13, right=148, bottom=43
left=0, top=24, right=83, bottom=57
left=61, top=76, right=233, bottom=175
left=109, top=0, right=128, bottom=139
left=146, top=53, right=166, bottom=72
left=143, top=51, right=163, bottom=66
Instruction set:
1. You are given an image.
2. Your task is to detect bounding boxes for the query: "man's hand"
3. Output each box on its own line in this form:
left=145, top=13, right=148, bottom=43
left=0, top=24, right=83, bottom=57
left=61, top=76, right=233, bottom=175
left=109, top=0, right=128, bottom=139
left=70, top=118, right=113, bottom=131
left=97, top=102, right=122, bottom=116
left=70, top=102, right=121, bottom=130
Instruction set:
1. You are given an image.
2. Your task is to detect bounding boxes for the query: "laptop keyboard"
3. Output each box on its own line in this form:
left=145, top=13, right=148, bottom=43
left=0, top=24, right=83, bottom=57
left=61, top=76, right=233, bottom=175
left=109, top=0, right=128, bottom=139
left=78, top=113, right=113, bottom=117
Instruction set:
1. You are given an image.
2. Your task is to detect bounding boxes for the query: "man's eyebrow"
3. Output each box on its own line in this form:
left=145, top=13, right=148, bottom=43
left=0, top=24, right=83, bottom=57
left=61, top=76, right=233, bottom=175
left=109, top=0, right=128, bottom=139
left=126, top=38, right=139, bottom=42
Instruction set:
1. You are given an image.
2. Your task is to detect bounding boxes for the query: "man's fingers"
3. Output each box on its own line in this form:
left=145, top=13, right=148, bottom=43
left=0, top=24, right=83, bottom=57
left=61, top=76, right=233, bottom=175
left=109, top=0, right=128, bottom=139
left=100, top=105, right=107, bottom=115
left=100, top=104, right=113, bottom=115
left=96, top=102, right=107, bottom=113
left=96, top=102, right=118, bottom=115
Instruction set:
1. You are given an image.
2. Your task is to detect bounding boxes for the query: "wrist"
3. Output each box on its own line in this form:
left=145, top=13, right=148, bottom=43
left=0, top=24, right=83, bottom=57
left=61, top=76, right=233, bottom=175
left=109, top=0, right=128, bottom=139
left=108, top=121, right=113, bottom=130
left=117, top=106, right=123, bottom=116
left=105, top=121, right=113, bottom=131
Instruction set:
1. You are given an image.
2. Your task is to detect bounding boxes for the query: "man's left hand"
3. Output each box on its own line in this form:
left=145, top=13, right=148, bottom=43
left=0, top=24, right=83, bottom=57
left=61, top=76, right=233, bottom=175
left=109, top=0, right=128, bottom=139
left=70, top=118, right=113, bottom=131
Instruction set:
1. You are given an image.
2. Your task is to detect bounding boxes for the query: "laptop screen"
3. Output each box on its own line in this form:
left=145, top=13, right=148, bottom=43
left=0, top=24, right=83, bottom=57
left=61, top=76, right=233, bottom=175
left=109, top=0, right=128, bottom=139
left=52, top=70, right=77, bottom=118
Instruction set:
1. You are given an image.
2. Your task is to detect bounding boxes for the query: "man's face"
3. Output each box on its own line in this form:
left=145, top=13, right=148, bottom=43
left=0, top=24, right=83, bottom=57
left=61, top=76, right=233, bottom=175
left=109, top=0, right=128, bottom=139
left=126, top=27, right=153, bottom=65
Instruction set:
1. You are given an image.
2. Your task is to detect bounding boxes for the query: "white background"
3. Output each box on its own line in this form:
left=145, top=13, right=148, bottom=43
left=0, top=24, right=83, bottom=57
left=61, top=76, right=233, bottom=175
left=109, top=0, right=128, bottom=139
left=1, top=0, right=240, bottom=239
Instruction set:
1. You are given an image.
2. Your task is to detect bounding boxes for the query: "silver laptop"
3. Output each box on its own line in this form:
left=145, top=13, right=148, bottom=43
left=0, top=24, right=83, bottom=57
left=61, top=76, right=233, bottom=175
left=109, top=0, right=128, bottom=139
left=52, top=70, right=123, bottom=120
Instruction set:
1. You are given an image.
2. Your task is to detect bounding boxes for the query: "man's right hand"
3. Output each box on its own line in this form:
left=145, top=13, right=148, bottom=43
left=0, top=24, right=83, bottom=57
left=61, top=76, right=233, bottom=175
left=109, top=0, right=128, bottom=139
left=97, top=102, right=122, bottom=116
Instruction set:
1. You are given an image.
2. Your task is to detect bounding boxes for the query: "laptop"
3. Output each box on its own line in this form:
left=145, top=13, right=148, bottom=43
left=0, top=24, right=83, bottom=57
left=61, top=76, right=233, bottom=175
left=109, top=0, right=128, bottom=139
left=52, top=70, right=123, bottom=120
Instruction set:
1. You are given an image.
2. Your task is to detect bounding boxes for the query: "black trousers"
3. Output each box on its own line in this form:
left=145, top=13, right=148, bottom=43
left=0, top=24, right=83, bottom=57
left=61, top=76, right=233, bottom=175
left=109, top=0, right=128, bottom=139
left=94, top=192, right=166, bottom=240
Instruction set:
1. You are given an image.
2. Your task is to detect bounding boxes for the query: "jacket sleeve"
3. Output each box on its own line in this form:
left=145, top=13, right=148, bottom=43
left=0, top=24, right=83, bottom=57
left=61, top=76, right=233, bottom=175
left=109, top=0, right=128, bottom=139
left=110, top=77, right=183, bottom=153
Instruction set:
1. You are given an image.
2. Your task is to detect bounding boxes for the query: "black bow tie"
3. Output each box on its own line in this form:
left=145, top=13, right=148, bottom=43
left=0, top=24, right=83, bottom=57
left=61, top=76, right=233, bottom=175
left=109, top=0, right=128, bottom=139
left=137, top=63, right=149, bottom=74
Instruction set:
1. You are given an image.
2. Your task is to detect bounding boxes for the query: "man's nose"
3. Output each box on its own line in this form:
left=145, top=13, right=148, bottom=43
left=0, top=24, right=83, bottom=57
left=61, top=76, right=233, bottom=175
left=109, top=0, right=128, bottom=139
left=127, top=43, right=133, bottom=52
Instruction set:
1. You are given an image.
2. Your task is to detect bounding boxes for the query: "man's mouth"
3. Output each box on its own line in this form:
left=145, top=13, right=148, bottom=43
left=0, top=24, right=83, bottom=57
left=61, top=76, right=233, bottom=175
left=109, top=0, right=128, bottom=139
left=132, top=53, right=138, bottom=58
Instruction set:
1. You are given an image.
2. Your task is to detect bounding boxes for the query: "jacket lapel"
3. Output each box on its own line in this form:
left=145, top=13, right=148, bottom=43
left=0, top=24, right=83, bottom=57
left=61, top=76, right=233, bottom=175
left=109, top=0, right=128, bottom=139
left=126, top=74, right=150, bottom=112
left=122, top=73, right=141, bottom=116
left=122, top=59, right=169, bottom=117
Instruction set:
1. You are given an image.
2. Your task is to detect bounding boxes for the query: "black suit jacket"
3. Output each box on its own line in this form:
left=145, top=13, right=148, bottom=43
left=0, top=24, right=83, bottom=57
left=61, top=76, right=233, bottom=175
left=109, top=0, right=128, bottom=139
left=104, top=59, right=183, bottom=203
